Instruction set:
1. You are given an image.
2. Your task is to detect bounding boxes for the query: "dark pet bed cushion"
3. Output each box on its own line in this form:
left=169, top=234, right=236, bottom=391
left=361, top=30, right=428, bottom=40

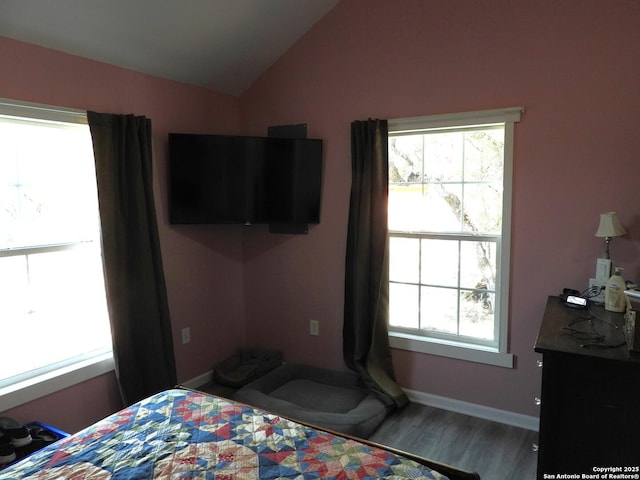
left=213, top=348, right=282, bottom=388
left=235, top=363, right=389, bottom=438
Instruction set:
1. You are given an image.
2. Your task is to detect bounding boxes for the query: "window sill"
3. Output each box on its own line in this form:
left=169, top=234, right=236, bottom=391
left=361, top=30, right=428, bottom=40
left=0, top=352, right=115, bottom=411
left=390, top=332, right=514, bottom=368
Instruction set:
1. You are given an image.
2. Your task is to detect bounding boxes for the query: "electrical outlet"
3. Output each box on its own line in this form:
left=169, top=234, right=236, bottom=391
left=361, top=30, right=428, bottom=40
left=181, top=327, right=191, bottom=344
left=589, top=278, right=606, bottom=304
left=309, top=319, right=319, bottom=336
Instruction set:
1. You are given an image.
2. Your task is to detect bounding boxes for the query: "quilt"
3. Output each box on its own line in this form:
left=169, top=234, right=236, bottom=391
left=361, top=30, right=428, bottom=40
left=0, top=388, right=448, bottom=479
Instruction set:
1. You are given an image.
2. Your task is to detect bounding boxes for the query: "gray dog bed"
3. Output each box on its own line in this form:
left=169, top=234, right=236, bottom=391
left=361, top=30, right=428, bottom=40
left=212, top=348, right=282, bottom=388
left=234, top=363, right=389, bottom=438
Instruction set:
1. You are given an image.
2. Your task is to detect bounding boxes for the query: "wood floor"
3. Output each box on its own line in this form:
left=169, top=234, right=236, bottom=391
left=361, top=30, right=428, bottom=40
left=368, top=402, right=539, bottom=480
left=199, top=382, right=539, bottom=480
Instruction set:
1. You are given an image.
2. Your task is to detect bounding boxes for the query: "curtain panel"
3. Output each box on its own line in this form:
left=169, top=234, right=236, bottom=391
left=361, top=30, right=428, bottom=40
left=344, top=119, right=408, bottom=409
left=88, top=112, right=177, bottom=405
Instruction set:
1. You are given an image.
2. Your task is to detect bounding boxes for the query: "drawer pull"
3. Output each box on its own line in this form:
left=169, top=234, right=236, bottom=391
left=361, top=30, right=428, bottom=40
left=537, top=360, right=543, bottom=368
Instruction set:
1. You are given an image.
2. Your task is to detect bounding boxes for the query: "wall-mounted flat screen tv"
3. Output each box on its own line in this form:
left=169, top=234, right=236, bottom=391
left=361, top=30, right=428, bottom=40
left=168, top=133, right=322, bottom=225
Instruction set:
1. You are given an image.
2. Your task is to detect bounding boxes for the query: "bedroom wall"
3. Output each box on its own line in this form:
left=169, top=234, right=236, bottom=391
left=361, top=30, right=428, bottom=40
left=2, top=0, right=638, bottom=432
left=239, top=0, right=640, bottom=418
left=0, top=36, right=245, bottom=432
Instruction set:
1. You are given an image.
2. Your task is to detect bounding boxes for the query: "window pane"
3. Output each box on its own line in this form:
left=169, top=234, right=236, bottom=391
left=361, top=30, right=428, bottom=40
left=424, top=132, right=463, bottom=182
left=0, top=119, right=100, bottom=249
left=389, top=136, right=423, bottom=183
left=28, top=248, right=109, bottom=322
left=460, top=240, right=496, bottom=291
left=460, top=290, right=495, bottom=340
left=421, top=239, right=458, bottom=287
left=389, top=184, right=428, bottom=231
left=389, top=183, right=463, bottom=233
left=428, top=183, right=463, bottom=232
left=463, top=129, right=504, bottom=183
left=420, top=286, right=457, bottom=334
left=0, top=249, right=111, bottom=381
left=463, top=183, right=503, bottom=234
left=390, top=237, right=419, bottom=283
left=389, top=283, right=419, bottom=329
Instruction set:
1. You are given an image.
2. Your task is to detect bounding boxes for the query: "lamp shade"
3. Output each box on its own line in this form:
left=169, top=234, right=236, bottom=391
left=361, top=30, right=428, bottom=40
left=595, top=212, right=627, bottom=238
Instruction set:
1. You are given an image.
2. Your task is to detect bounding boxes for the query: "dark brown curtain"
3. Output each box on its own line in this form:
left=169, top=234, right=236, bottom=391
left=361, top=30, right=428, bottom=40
left=344, top=119, right=408, bottom=409
left=88, top=111, right=177, bottom=405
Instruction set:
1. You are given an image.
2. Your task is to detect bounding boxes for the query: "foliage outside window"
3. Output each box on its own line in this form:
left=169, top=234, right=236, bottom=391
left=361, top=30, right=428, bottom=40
left=387, top=108, right=521, bottom=366
left=0, top=100, right=113, bottom=407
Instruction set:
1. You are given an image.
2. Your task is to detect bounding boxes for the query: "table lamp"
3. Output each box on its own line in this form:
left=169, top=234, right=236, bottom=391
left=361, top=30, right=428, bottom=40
left=594, top=212, right=626, bottom=281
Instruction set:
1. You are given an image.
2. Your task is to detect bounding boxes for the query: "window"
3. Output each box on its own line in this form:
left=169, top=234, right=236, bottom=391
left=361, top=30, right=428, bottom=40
left=0, top=100, right=113, bottom=410
left=387, top=108, right=522, bottom=367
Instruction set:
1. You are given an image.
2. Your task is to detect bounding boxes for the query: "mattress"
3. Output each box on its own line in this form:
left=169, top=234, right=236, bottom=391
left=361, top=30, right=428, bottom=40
left=0, top=388, right=449, bottom=479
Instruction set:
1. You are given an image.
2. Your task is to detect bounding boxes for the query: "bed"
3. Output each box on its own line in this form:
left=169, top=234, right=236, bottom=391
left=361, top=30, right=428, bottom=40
left=0, top=388, right=480, bottom=480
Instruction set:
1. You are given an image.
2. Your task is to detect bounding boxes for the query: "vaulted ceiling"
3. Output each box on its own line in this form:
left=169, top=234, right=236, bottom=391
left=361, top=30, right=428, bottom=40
left=0, top=0, right=339, bottom=96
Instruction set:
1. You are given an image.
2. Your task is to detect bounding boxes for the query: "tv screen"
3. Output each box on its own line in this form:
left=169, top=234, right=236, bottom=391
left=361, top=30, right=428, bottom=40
left=168, top=134, right=247, bottom=224
left=168, top=133, right=322, bottom=225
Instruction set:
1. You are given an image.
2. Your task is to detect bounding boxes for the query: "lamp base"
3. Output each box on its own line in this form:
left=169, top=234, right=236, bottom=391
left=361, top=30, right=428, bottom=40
left=595, top=258, right=612, bottom=282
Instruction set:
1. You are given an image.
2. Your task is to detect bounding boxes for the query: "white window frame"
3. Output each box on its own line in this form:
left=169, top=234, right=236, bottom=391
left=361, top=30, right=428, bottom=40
left=387, top=107, right=523, bottom=368
left=0, top=99, right=114, bottom=411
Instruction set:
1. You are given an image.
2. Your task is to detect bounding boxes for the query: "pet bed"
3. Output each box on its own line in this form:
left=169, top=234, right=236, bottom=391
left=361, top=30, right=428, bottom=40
left=234, top=363, right=389, bottom=438
left=212, top=348, right=282, bottom=387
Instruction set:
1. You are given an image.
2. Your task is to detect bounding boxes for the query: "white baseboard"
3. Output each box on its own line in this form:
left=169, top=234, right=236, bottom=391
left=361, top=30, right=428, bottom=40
left=181, top=370, right=213, bottom=390
left=182, top=371, right=539, bottom=432
left=404, top=388, right=539, bottom=432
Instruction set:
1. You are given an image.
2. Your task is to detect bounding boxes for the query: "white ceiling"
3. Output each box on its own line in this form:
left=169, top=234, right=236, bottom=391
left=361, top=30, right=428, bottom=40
left=0, top=0, right=339, bottom=96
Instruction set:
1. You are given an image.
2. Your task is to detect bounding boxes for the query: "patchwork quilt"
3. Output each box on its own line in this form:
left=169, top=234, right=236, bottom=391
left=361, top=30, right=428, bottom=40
left=0, top=389, right=448, bottom=479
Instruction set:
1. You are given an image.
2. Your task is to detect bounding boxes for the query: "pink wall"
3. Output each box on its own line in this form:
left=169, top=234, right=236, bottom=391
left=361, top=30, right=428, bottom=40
left=239, top=0, right=640, bottom=417
left=2, top=0, right=639, bottom=431
left=0, top=36, right=246, bottom=431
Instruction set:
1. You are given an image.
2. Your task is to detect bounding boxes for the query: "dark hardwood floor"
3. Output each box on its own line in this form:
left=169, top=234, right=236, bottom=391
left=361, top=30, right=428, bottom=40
left=199, top=382, right=538, bottom=480
left=368, top=402, right=538, bottom=480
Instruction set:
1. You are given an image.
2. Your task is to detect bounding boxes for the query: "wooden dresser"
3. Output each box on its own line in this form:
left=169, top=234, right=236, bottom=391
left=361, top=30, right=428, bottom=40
left=534, top=296, right=640, bottom=479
